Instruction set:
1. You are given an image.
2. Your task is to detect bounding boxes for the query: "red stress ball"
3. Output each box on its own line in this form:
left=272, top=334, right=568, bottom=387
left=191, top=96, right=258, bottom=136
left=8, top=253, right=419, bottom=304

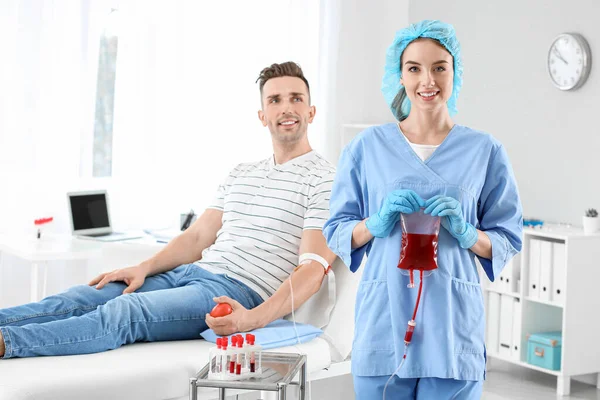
left=210, top=303, right=233, bottom=318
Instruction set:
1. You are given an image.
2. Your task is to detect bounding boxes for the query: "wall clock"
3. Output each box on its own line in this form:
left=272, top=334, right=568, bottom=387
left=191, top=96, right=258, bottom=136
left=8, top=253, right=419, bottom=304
left=547, top=33, right=592, bottom=91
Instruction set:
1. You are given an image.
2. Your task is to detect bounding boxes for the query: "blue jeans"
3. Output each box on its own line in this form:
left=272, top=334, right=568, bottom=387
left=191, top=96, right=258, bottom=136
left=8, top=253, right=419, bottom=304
left=353, top=374, right=483, bottom=399
left=0, top=265, right=263, bottom=359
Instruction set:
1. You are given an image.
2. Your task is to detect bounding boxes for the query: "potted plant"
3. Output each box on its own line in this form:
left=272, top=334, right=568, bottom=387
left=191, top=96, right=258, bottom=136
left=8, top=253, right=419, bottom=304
left=583, top=208, right=600, bottom=234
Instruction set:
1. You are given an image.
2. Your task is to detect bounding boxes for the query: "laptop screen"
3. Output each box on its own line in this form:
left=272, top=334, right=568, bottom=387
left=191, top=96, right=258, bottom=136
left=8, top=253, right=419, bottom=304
left=69, top=193, right=110, bottom=231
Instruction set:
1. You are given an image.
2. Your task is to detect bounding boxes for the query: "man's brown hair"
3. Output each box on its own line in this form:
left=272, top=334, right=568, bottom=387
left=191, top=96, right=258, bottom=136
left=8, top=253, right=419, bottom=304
left=256, top=62, right=311, bottom=103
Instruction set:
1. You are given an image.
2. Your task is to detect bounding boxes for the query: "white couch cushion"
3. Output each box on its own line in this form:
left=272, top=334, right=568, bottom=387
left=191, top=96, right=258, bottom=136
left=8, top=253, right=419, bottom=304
left=0, top=337, right=332, bottom=400
left=321, top=257, right=364, bottom=361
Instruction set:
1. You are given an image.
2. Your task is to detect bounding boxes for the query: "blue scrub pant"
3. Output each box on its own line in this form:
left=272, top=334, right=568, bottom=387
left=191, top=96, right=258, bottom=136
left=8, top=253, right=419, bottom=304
left=353, top=374, right=483, bottom=399
left=0, top=265, right=263, bottom=358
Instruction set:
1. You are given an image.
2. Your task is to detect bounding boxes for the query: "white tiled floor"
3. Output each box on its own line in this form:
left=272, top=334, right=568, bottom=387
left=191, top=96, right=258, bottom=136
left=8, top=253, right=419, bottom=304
left=484, top=364, right=600, bottom=400
left=233, top=363, right=600, bottom=399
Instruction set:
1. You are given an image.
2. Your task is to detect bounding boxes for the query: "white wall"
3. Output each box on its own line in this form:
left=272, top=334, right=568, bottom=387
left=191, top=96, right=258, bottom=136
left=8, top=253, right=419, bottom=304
left=409, top=0, right=600, bottom=386
left=410, top=0, right=600, bottom=227
left=323, top=0, right=409, bottom=164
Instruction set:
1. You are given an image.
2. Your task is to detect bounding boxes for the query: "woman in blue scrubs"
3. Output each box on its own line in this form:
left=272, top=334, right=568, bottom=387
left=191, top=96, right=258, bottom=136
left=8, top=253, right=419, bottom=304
left=323, top=20, right=523, bottom=399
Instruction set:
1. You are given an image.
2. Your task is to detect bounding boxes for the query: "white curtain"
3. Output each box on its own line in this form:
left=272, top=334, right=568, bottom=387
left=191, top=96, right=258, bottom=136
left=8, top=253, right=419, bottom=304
left=108, top=0, right=322, bottom=230
left=0, top=0, right=100, bottom=234
left=0, top=0, right=104, bottom=306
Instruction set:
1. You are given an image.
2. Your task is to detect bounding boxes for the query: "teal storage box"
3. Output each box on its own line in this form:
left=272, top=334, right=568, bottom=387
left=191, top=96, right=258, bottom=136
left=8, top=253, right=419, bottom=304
left=527, top=331, right=562, bottom=371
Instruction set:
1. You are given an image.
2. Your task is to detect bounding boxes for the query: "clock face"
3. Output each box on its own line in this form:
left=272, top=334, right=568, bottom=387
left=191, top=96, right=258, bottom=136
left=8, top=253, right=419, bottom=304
left=548, top=33, right=591, bottom=91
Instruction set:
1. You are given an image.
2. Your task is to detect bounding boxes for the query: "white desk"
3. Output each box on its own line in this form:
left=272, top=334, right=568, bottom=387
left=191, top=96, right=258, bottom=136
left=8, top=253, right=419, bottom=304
left=0, top=231, right=177, bottom=303
left=0, top=234, right=104, bottom=302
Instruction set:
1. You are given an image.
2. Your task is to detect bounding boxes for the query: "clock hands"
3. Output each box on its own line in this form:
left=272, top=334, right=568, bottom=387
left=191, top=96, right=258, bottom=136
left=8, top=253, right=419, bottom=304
left=553, top=47, right=569, bottom=65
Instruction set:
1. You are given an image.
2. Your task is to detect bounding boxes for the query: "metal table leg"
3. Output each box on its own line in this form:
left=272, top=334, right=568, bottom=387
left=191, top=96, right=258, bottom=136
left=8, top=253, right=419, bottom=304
left=31, top=262, right=40, bottom=303
left=189, top=377, right=197, bottom=400
left=300, top=360, right=307, bottom=400
left=41, top=261, right=48, bottom=299
left=278, top=383, right=287, bottom=400
left=219, top=387, right=226, bottom=399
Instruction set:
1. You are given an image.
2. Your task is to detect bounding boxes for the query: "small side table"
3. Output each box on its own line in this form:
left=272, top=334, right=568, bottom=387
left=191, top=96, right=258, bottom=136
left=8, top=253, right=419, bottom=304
left=0, top=234, right=103, bottom=302
left=189, top=352, right=307, bottom=400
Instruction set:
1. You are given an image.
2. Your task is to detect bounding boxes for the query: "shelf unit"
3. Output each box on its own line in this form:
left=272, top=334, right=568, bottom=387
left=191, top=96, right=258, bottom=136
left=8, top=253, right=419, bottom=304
left=483, top=227, right=600, bottom=396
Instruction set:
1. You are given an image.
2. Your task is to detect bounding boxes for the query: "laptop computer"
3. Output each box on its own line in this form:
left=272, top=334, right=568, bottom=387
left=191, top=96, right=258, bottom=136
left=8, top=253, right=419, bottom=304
left=67, top=190, right=142, bottom=242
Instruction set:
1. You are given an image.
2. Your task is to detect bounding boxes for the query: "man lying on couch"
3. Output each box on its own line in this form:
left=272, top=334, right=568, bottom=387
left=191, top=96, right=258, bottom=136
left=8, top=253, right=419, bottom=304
left=0, top=61, right=336, bottom=359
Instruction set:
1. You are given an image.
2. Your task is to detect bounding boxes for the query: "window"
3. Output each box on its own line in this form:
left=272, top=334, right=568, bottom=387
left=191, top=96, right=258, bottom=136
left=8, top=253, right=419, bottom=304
left=90, top=2, right=322, bottom=229
left=92, top=8, right=118, bottom=177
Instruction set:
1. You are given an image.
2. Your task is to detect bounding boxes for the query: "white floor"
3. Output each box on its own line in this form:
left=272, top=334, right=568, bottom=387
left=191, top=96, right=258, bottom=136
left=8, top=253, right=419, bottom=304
left=483, top=365, right=600, bottom=400
left=227, top=366, right=600, bottom=399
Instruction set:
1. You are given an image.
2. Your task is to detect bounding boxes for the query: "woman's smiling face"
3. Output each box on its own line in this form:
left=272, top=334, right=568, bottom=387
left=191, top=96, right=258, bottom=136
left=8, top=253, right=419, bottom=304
left=400, top=38, right=454, bottom=113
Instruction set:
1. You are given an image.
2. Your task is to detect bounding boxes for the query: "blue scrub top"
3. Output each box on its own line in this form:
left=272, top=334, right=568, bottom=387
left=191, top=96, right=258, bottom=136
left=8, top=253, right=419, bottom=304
left=323, top=123, right=523, bottom=381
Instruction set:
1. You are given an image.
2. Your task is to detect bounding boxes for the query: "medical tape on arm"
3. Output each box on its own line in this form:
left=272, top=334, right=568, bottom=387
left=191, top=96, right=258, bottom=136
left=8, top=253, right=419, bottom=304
left=298, top=253, right=331, bottom=274
left=296, top=253, right=336, bottom=323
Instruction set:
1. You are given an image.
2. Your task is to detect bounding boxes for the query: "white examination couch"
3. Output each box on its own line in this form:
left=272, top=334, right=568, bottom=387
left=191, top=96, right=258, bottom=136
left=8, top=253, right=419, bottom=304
left=0, top=258, right=362, bottom=400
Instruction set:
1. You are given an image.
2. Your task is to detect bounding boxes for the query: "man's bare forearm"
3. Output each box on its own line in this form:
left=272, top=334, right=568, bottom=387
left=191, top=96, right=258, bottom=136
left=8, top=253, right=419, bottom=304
left=140, top=232, right=205, bottom=276
left=248, top=262, right=324, bottom=329
left=139, top=209, right=223, bottom=277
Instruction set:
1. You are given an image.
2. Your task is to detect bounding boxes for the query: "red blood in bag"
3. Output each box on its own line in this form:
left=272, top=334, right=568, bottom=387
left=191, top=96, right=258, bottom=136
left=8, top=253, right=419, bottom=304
left=210, top=303, right=233, bottom=318
left=397, top=233, right=438, bottom=271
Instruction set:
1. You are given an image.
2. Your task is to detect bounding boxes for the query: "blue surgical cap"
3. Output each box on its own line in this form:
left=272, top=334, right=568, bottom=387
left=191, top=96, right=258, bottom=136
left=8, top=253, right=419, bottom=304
left=381, top=20, right=463, bottom=120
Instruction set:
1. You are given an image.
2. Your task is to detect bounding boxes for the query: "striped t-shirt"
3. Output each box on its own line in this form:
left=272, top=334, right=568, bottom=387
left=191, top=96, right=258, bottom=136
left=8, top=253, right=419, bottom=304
left=197, top=150, right=336, bottom=300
